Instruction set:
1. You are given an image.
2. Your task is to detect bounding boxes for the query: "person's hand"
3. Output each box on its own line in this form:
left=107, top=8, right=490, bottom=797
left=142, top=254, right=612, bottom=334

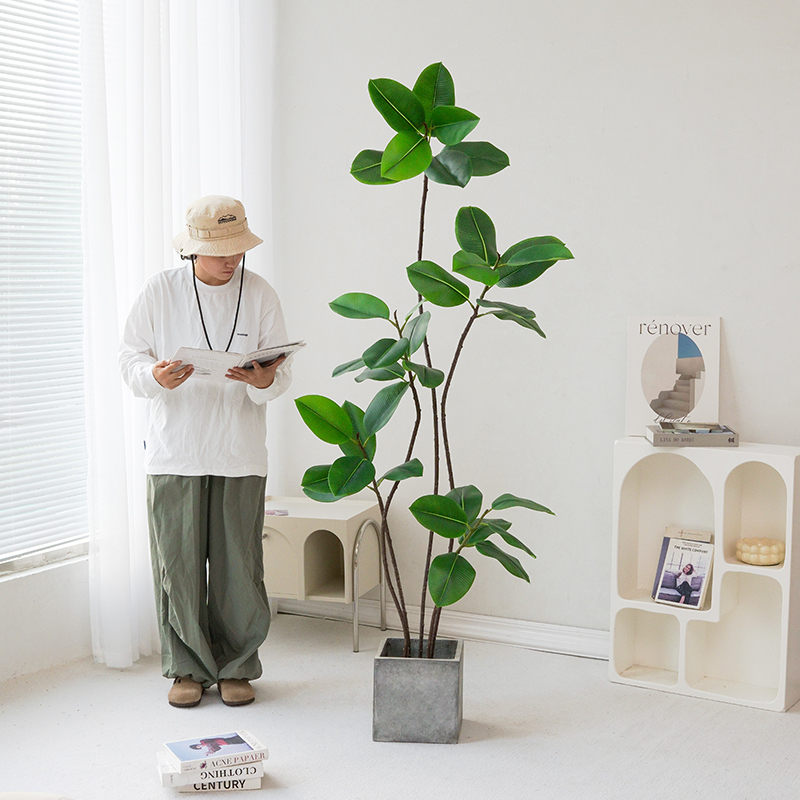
left=153, top=359, right=193, bottom=389
left=226, top=356, right=286, bottom=389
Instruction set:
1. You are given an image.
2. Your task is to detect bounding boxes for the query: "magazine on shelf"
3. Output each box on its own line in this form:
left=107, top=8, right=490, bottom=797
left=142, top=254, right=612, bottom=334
left=162, top=730, right=268, bottom=774
left=652, top=534, right=714, bottom=609
left=171, top=341, right=306, bottom=383
left=626, top=316, right=720, bottom=436
left=646, top=422, right=738, bottom=448
left=157, top=751, right=265, bottom=787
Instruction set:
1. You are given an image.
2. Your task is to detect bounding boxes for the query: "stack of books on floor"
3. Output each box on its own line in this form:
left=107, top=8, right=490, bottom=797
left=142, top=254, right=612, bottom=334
left=157, top=730, right=268, bottom=793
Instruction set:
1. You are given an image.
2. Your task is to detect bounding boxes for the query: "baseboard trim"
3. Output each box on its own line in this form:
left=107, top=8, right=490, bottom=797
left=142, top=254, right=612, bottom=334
left=274, top=597, right=609, bottom=661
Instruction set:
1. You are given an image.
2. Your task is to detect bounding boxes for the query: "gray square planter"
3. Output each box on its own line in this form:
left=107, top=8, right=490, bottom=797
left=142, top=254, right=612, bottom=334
left=373, top=637, right=464, bottom=744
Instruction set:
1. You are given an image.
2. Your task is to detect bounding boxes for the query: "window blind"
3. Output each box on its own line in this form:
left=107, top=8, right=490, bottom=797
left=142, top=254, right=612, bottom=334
left=0, top=0, right=88, bottom=560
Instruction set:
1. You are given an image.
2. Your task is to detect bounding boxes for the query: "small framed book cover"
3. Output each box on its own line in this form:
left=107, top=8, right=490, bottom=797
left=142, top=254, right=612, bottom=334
left=626, top=316, right=720, bottom=436
left=652, top=529, right=714, bottom=609
left=162, top=730, right=268, bottom=774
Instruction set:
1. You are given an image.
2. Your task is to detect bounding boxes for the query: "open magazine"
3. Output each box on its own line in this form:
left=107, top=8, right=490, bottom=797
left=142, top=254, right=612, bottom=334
left=171, top=340, right=305, bottom=383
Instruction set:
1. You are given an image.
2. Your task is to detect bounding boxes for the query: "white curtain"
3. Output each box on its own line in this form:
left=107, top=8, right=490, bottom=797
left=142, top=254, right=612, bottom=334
left=79, top=0, right=275, bottom=668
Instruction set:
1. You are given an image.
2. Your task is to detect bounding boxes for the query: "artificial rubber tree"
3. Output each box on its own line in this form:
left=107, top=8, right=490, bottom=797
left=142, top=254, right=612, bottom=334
left=296, top=63, right=573, bottom=657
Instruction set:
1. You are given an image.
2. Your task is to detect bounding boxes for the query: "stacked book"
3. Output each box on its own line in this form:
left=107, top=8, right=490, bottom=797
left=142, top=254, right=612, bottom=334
left=157, top=730, right=268, bottom=793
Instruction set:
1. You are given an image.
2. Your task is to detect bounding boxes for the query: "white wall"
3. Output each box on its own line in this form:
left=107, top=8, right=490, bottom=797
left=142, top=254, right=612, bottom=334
left=268, top=0, right=800, bottom=632
left=0, top=560, right=92, bottom=682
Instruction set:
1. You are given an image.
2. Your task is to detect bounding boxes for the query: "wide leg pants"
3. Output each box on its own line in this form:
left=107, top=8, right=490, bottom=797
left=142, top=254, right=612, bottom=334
left=146, top=474, right=270, bottom=688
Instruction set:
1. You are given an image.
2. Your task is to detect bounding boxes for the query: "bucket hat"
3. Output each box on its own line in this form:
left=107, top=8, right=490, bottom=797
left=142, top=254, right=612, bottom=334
left=173, top=195, right=263, bottom=257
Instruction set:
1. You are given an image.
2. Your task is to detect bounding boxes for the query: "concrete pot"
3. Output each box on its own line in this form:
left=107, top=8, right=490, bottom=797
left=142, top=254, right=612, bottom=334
left=372, top=637, right=464, bottom=744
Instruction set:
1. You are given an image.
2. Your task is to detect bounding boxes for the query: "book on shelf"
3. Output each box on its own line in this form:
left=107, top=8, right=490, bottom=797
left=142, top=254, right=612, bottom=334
left=171, top=340, right=306, bottom=383
left=161, top=730, right=268, bottom=775
left=652, top=531, right=714, bottom=608
left=646, top=422, right=738, bottom=448
left=157, top=750, right=265, bottom=788
left=175, top=777, right=263, bottom=793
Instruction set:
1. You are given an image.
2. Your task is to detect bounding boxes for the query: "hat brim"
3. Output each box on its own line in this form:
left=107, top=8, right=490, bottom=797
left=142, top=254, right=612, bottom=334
left=173, top=228, right=263, bottom=257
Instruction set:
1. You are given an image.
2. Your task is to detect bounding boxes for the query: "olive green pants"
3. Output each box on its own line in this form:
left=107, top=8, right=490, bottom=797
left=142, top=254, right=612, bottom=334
left=146, top=474, right=270, bottom=688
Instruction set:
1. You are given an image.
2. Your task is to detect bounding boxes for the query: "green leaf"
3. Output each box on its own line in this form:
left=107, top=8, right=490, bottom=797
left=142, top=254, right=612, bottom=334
left=425, top=148, right=472, bottom=187
left=363, top=337, right=409, bottom=369
left=446, top=485, right=483, bottom=523
left=430, top=105, right=480, bottom=146
left=332, top=358, right=365, bottom=378
left=339, top=401, right=376, bottom=461
left=355, top=364, right=406, bottom=382
left=483, top=517, right=512, bottom=532
left=295, top=395, right=354, bottom=444
left=475, top=541, right=530, bottom=581
left=368, top=78, right=426, bottom=134
left=330, top=292, right=390, bottom=320
left=378, top=458, right=424, bottom=484
left=476, top=299, right=546, bottom=338
left=405, top=360, right=444, bottom=388
left=402, top=310, right=430, bottom=354
left=497, top=530, right=536, bottom=559
left=381, top=132, right=432, bottom=181
left=428, top=552, right=476, bottom=606
left=409, top=494, right=468, bottom=538
left=463, top=524, right=493, bottom=545
left=407, top=260, right=470, bottom=307
left=497, top=236, right=573, bottom=288
left=329, top=455, right=376, bottom=497
left=350, top=150, right=396, bottom=185
left=444, top=141, right=510, bottom=176
left=363, top=381, right=409, bottom=436
left=412, top=62, right=455, bottom=124
left=452, top=250, right=499, bottom=287
left=491, top=493, right=555, bottom=515
left=301, top=465, right=338, bottom=503
left=455, top=206, right=498, bottom=264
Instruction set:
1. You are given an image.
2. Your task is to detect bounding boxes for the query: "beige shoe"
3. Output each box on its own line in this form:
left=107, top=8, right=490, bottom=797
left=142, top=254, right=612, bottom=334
left=168, top=676, right=204, bottom=708
left=219, top=678, right=255, bottom=706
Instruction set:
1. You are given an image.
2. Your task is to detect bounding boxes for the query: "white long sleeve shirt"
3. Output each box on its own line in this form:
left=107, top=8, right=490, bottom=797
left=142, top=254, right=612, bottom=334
left=119, top=263, right=291, bottom=477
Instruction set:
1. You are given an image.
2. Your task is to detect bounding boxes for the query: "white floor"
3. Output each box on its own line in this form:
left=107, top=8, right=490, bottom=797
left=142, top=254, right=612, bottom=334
left=2, top=613, right=800, bottom=799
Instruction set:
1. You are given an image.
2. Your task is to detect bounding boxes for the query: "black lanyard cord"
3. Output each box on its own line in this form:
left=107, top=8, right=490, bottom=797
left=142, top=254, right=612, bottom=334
left=191, top=253, right=245, bottom=352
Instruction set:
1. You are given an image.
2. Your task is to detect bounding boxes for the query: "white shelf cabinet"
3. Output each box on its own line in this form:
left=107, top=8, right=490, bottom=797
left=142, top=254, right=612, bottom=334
left=610, top=438, right=800, bottom=711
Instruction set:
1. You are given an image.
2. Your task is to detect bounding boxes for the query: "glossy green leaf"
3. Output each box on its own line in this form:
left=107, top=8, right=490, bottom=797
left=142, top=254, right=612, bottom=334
left=444, top=141, right=510, bottom=176
left=492, top=493, right=555, bottom=515
left=295, top=395, right=354, bottom=444
left=405, top=360, right=444, bottom=388
left=431, top=106, right=480, bottom=146
left=407, top=260, right=470, bottom=307
left=301, top=465, right=338, bottom=503
left=452, top=250, right=498, bottom=286
left=355, top=364, right=406, bottom=382
left=483, top=517, right=512, bottom=532
left=329, top=455, right=376, bottom=497
left=363, top=381, right=409, bottom=436
left=412, top=62, right=455, bottom=123
left=409, top=494, right=468, bottom=538
left=381, top=132, right=432, bottom=181
left=475, top=541, right=530, bottom=581
left=497, top=530, right=536, bottom=559
left=464, top=524, right=493, bottom=545
left=378, top=458, right=424, bottom=484
left=446, top=485, right=483, bottom=523
left=330, top=292, right=390, bottom=320
left=497, top=237, right=573, bottom=288
left=428, top=552, right=476, bottom=606
left=455, top=206, right=498, bottom=264
left=332, top=358, right=365, bottom=378
left=368, top=78, right=426, bottom=134
left=350, top=150, right=396, bottom=185
left=476, top=299, right=546, bottom=338
left=402, top=310, right=430, bottom=354
left=339, top=401, right=376, bottom=461
left=425, top=148, right=472, bottom=187
left=363, top=337, right=409, bottom=369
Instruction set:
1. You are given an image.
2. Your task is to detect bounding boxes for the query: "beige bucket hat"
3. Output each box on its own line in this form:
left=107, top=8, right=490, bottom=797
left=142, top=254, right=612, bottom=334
left=173, top=195, right=263, bottom=257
